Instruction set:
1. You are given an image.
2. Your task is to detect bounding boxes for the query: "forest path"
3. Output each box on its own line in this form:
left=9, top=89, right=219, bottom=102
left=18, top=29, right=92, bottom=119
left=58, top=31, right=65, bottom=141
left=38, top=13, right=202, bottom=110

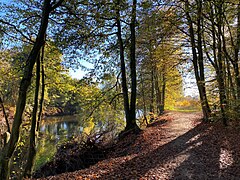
left=162, top=111, right=201, bottom=138
left=38, top=111, right=240, bottom=180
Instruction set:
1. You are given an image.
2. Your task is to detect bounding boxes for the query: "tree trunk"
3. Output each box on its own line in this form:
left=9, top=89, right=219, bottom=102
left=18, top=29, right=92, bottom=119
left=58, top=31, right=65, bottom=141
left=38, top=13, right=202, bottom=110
left=234, top=2, right=240, bottom=99
left=226, top=57, right=236, bottom=101
left=196, top=0, right=211, bottom=121
left=160, top=72, right=166, bottom=115
left=115, top=0, right=130, bottom=126
left=216, top=0, right=228, bottom=126
left=185, top=0, right=211, bottom=122
left=24, top=53, right=41, bottom=178
left=221, top=27, right=237, bottom=101
left=0, top=1, right=63, bottom=179
left=0, top=97, right=11, bottom=133
left=233, top=60, right=240, bottom=100
left=115, top=0, right=139, bottom=132
left=154, top=68, right=162, bottom=115
left=150, top=69, right=155, bottom=121
left=140, top=72, right=148, bottom=126
left=37, top=44, right=46, bottom=132
left=128, top=0, right=139, bottom=131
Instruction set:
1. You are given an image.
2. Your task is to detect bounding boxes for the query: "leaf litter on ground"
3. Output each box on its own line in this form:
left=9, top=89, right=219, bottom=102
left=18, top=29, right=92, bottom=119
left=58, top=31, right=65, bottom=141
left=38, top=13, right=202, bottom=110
left=31, top=111, right=240, bottom=180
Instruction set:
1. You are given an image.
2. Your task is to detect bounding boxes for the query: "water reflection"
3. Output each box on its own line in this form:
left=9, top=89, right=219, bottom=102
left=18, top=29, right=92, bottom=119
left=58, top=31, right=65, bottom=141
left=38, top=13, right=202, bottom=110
left=40, top=120, right=80, bottom=138
left=34, top=116, right=87, bottom=170
left=34, top=115, right=123, bottom=171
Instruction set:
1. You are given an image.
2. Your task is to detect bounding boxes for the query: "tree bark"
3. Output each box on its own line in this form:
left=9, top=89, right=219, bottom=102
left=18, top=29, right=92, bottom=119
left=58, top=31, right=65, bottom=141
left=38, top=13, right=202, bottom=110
left=227, top=56, right=236, bottom=101
left=115, top=0, right=130, bottom=126
left=160, top=71, right=166, bottom=115
left=221, top=28, right=237, bottom=101
left=127, top=0, right=139, bottom=131
left=150, top=69, right=155, bottom=121
left=37, top=43, right=46, bottom=131
left=0, top=97, right=11, bottom=133
left=216, top=0, right=228, bottom=126
left=24, top=53, right=41, bottom=178
left=115, top=0, right=139, bottom=132
left=154, top=68, right=162, bottom=115
left=196, top=0, right=211, bottom=120
left=140, top=71, right=148, bottom=125
left=234, top=2, right=240, bottom=99
left=185, top=0, right=211, bottom=122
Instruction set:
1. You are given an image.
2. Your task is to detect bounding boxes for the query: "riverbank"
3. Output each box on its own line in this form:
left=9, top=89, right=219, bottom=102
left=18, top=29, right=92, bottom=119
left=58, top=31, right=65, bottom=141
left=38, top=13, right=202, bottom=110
left=30, top=111, right=240, bottom=179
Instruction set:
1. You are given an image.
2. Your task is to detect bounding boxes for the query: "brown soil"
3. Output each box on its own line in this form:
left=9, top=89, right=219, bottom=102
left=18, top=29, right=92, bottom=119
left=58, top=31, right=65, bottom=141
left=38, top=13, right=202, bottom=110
left=33, top=111, right=240, bottom=179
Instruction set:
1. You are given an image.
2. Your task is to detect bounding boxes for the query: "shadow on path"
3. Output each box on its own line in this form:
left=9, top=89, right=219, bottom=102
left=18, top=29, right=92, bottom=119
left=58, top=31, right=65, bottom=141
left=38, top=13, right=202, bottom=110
left=99, top=122, right=240, bottom=179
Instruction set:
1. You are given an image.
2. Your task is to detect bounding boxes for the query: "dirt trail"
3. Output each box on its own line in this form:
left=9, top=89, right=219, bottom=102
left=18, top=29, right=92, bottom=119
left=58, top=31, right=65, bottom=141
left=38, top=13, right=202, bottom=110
left=37, top=111, right=240, bottom=180
left=164, top=111, right=200, bottom=137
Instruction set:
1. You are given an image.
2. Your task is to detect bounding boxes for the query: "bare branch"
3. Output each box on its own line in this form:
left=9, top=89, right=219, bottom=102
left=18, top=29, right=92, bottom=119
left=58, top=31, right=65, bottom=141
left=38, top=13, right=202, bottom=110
left=0, top=19, right=34, bottom=43
left=109, top=93, right=123, bottom=105
left=50, top=0, right=64, bottom=11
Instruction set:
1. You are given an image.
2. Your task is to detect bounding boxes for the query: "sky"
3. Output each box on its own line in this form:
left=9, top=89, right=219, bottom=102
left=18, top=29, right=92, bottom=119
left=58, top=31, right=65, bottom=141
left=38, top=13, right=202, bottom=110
left=183, top=76, right=198, bottom=97
left=0, top=0, right=12, bottom=4
left=69, top=69, right=87, bottom=79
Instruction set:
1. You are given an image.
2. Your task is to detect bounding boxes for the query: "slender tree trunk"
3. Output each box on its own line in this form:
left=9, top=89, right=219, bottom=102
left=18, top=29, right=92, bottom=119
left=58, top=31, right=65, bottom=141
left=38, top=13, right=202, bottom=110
left=221, top=28, right=237, bottom=101
left=160, top=72, right=166, bottom=114
left=154, top=69, right=161, bottom=115
left=128, top=0, right=139, bottom=131
left=216, top=70, right=228, bottom=126
left=0, top=97, right=11, bottom=133
left=206, top=1, right=228, bottom=125
left=234, top=2, right=240, bottom=99
left=24, top=53, right=41, bottom=178
left=221, top=1, right=240, bottom=101
left=185, top=0, right=211, bottom=122
left=216, top=0, right=228, bottom=126
left=225, top=58, right=233, bottom=104
left=150, top=69, right=154, bottom=121
left=226, top=57, right=236, bottom=101
left=115, top=0, right=130, bottom=126
left=197, top=0, right=211, bottom=119
left=0, top=1, right=63, bottom=178
left=115, top=0, right=139, bottom=132
left=222, top=26, right=233, bottom=105
left=233, top=62, right=240, bottom=99
left=36, top=44, right=46, bottom=132
left=140, top=72, right=148, bottom=126
left=220, top=1, right=240, bottom=105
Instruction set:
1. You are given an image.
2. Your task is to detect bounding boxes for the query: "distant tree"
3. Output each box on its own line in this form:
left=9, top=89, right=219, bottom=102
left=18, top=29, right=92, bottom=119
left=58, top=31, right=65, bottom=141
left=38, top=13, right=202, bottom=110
left=137, top=1, right=182, bottom=120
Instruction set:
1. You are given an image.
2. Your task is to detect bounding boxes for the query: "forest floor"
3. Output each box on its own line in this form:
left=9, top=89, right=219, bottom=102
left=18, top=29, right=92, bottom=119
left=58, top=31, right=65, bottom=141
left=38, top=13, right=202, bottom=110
left=35, top=111, right=240, bottom=179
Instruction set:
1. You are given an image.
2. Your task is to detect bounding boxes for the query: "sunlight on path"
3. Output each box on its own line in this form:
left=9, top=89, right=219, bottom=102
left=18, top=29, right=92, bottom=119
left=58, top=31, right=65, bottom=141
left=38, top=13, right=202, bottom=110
left=219, top=148, right=234, bottom=170
left=144, top=112, right=204, bottom=179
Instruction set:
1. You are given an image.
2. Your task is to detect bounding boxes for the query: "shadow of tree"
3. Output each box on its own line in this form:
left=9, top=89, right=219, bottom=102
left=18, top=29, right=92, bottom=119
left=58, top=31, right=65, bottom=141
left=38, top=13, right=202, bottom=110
left=213, top=125, right=240, bottom=179
left=98, top=123, right=240, bottom=179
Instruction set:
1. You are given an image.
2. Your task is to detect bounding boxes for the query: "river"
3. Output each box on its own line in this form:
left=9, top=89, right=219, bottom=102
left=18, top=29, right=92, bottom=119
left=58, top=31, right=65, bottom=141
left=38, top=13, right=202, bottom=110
left=6, top=113, right=124, bottom=178
left=34, top=115, right=103, bottom=171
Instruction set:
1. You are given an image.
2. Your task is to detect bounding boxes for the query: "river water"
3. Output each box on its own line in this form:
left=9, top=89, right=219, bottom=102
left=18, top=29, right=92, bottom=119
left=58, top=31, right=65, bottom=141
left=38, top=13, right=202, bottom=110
left=3, top=113, right=124, bottom=178
left=34, top=115, right=102, bottom=170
